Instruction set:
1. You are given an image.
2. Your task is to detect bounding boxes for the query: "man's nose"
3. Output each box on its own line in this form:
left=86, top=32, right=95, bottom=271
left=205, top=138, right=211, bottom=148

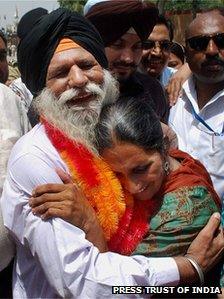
left=120, top=48, right=134, bottom=64
left=151, top=43, right=162, bottom=56
left=68, top=65, right=88, bottom=88
left=205, top=39, right=219, bottom=56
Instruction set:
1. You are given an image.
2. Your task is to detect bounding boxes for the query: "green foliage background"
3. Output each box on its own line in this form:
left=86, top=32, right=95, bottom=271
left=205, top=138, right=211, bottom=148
left=152, top=0, right=224, bottom=11
left=58, top=0, right=87, bottom=14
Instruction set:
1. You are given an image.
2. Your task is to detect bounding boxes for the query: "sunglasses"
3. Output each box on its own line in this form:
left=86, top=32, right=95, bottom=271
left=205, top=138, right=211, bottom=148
left=186, top=33, right=224, bottom=51
left=142, top=40, right=172, bottom=51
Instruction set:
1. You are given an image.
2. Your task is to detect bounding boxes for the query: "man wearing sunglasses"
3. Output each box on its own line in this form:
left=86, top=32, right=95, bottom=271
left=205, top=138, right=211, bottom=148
left=140, top=15, right=176, bottom=87
left=169, top=9, right=224, bottom=200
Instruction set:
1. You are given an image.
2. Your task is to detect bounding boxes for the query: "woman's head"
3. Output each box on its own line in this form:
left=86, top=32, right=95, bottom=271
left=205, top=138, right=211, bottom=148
left=168, top=42, right=185, bottom=69
left=95, top=97, right=168, bottom=200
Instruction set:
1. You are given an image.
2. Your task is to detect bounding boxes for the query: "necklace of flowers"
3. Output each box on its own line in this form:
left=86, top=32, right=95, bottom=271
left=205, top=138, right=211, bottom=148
left=42, top=118, right=159, bottom=255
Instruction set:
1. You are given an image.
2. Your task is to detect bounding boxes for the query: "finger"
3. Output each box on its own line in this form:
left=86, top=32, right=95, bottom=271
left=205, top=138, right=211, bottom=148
left=56, top=168, right=73, bottom=184
left=165, top=83, right=171, bottom=95
left=202, top=213, right=221, bottom=236
left=31, top=201, right=65, bottom=216
left=29, top=192, right=66, bottom=208
left=33, top=183, right=69, bottom=197
left=169, top=80, right=181, bottom=105
left=40, top=208, right=65, bottom=221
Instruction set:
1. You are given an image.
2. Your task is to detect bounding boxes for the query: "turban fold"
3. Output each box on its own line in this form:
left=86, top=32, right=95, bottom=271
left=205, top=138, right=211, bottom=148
left=17, top=8, right=108, bottom=95
left=85, top=0, right=158, bottom=46
left=17, top=7, right=48, bottom=40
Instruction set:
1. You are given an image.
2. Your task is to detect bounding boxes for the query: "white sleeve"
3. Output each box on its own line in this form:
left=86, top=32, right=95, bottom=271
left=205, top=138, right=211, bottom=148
left=1, top=153, right=180, bottom=297
left=0, top=84, right=30, bottom=195
left=0, top=84, right=27, bottom=270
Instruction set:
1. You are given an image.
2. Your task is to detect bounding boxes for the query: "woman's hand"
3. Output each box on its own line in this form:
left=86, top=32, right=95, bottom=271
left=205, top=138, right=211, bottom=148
left=29, top=169, right=107, bottom=252
left=166, top=63, right=192, bottom=106
left=175, top=213, right=224, bottom=284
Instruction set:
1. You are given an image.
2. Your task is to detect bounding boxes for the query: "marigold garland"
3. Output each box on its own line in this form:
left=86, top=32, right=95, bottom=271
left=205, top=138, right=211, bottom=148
left=42, top=119, right=158, bottom=255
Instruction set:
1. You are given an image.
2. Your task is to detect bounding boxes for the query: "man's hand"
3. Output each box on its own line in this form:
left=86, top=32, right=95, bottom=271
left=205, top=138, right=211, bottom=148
left=166, top=63, right=192, bottom=106
left=29, top=169, right=108, bottom=252
left=175, top=213, right=224, bottom=284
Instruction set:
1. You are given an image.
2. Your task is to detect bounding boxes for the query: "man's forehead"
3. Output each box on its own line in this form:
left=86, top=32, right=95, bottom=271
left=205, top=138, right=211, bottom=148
left=116, top=31, right=141, bottom=43
left=187, top=11, right=224, bottom=38
left=149, top=24, right=170, bottom=40
left=48, top=47, right=99, bottom=70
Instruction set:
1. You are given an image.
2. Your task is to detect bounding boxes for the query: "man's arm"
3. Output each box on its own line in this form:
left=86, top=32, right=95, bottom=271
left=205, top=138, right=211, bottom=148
left=1, top=153, right=180, bottom=297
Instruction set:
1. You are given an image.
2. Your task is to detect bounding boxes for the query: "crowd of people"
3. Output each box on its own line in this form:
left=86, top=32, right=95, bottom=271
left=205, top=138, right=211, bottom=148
left=0, top=0, right=224, bottom=298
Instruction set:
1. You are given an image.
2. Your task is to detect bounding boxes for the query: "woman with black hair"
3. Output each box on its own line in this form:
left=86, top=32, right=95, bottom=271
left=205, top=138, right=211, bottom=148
left=168, top=42, right=186, bottom=70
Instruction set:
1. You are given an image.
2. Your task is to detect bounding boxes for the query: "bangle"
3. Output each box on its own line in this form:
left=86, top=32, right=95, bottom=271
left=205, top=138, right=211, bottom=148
left=185, top=254, right=205, bottom=285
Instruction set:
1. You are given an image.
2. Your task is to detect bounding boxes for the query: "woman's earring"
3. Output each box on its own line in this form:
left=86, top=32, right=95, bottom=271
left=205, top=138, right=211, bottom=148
left=163, top=161, right=170, bottom=175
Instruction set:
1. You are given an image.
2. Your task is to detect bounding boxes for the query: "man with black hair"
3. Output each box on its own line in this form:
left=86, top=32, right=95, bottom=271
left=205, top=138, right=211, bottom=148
left=84, top=0, right=169, bottom=123
left=140, top=14, right=176, bottom=87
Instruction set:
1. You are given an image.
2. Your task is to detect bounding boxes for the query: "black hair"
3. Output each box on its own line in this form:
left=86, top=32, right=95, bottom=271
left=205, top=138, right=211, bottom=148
left=95, top=97, right=164, bottom=154
left=156, top=15, right=174, bottom=41
left=170, top=42, right=185, bottom=64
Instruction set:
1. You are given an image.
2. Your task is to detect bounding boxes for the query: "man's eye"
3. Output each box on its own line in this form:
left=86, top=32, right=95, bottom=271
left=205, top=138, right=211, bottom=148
left=79, top=62, right=94, bottom=70
left=110, top=42, right=123, bottom=49
left=133, top=42, right=143, bottom=50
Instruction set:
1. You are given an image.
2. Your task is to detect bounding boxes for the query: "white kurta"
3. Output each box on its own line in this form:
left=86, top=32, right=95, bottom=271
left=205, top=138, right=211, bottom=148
left=1, top=124, right=179, bottom=298
left=0, top=83, right=31, bottom=271
left=169, top=76, right=224, bottom=199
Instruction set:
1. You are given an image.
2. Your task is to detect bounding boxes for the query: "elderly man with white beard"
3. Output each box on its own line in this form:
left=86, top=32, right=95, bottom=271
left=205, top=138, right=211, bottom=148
left=1, top=8, right=224, bottom=299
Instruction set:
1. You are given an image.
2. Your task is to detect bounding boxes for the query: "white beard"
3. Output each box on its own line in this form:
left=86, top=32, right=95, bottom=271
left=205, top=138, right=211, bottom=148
left=33, top=70, right=119, bottom=153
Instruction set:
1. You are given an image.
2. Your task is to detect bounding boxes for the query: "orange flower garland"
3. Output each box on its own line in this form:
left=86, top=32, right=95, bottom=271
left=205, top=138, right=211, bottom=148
left=43, top=118, right=127, bottom=240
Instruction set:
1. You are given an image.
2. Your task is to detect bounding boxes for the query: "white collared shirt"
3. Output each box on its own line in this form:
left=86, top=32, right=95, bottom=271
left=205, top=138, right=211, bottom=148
left=1, top=124, right=179, bottom=298
left=169, top=76, right=224, bottom=198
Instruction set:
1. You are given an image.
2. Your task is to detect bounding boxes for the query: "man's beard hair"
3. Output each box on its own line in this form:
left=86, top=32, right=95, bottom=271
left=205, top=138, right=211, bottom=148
left=33, top=70, right=119, bottom=153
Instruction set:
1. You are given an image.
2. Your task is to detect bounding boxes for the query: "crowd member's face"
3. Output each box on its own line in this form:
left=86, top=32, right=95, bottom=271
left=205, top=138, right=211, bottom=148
left=102, top=142, right=165, bottom=201
left=46, top=47, right=104, bottom=100
left=0, top=37, right=8, bottom=84
left=141, top=24, right=171, bottom=78
left=168, top=52, right=183, bottom=69
left=105, top=32, right=143, bottom=83
left=186, top=11, right=224, bottom=84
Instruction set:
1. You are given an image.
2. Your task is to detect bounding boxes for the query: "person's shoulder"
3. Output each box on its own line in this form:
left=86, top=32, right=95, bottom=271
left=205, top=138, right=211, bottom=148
left=0, top=83, right=20, bottom=104
left=8, top=124, right=53, bottom=166
left=135, top=72, right=165, bottom=96
left=135, top=71, right=162, bottom=86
